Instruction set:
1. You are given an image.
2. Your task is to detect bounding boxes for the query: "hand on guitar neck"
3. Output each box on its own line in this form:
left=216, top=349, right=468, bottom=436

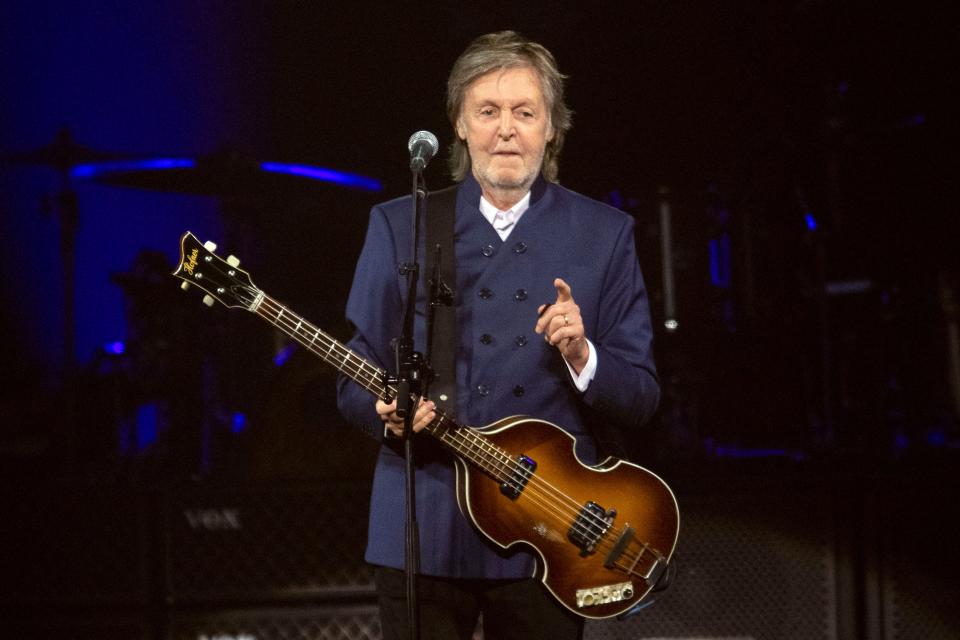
left=377, top=397, right=437, bottom=438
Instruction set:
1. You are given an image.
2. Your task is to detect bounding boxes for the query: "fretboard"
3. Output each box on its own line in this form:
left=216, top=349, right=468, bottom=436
left=251, top=290, right=392, bottom=400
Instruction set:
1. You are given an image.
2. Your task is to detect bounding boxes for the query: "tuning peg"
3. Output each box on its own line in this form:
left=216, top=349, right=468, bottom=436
left=203, top=240, right=218, bottom=252
left=202, top=295, right=215, bottom=307
left=180, top=281, right=191, bottom=291
left=226, top=255, right=240, bottom=267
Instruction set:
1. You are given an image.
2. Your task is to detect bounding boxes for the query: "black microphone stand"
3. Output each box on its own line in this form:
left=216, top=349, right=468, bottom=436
left=389, top=166, right=431, bottom=640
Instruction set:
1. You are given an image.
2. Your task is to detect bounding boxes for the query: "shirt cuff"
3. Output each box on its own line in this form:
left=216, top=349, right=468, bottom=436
left=565, top=339, right=597, bottom=392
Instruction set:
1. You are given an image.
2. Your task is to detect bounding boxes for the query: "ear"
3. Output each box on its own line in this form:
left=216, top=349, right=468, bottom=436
left=546, top=120, right=555, bottom=143
left=456, top=118, right=467, bottom=141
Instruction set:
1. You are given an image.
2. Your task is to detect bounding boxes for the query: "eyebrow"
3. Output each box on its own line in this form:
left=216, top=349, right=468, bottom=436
left=474, top=99, right=538, bottom=109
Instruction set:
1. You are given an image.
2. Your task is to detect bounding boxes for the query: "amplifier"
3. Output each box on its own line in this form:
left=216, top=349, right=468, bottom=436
left=877, top=478, right=960, bottom=639
left=584, top=489, right=839, bottom=640
left=3, top=610, right=150, bottom=640
left=167, top=604, right=381, bottom=640
left=164, top=481, right=374, bottom=602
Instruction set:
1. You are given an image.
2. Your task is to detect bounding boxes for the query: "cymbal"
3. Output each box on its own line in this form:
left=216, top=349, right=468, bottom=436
left=1, top=128, right=135, bottom=171
left=73, top=149, right=382, bottom=197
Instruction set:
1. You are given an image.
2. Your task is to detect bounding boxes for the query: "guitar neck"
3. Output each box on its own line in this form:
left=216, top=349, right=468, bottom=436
left=250, top=289, right=393, bottom=402
left=249, top=289, right=516, bottom=479
left=173, top=231, right=517, bottom=482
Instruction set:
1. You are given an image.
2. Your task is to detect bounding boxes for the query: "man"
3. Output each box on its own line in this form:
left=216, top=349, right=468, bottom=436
left=337, top=31, right=659, bottom=640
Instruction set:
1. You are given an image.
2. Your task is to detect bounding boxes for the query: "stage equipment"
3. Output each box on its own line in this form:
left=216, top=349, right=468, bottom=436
left=71, top=149, right=382, bottom=197
left=391, top=129, right=440, bottom=640
left=407, top=130, right=439, bottom=171
left=874, top=474, right=960, bottom=639
left=1, top=128, right=134, bottom=169
left=167, top=604, right=381, bottom=640
left=1, top=129, right=142, bottom=472
left=584, top=487, right=841, bottom=640
left=658, top=186, right=678, bottom=333
left=164, top=482, right=374, bottom=602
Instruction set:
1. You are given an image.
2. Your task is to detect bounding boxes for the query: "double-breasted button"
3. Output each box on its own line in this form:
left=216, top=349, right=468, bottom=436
left=514, top=288, right=528, bottom=301
left=477, top=384, right=490, bottom=397
left=479, top=333, right=492, bottom=345
left=478, top=288, right=493, bottom=300
left=481, top=244, right=496, bottom=257
left=513, top=385, right=525, bottom=397
left=515, top=335, right=528, bottom=347
left=513, top=242, right=528, bottom=254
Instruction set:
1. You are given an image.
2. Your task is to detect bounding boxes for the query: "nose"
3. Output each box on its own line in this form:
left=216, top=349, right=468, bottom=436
left=497, top=111, right=515, bottom=139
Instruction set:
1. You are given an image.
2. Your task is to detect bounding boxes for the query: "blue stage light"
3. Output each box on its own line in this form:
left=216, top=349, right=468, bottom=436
left=260, top=162, right=382, bottom=192
left=231, top=412, right=247, bottom=434
left=105, top=341, right=125, bottom=355
left=709, top=234, right=731, bottom=288
left=71, top=158, right=196, bottom=179
left=900, top=114, right=925, bottom=127
left=273, top=343, right=297, bottom=367
left=135, top=402, right=159, bottom=451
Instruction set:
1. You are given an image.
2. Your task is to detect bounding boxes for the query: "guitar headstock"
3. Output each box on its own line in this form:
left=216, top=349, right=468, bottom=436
left=173, top=231, right=259, bottom=309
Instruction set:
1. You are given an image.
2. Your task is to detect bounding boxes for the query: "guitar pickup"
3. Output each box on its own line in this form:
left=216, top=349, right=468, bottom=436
left=500, top=455, right=536, bottom=499
left=569, top=501, right=615, bottom=556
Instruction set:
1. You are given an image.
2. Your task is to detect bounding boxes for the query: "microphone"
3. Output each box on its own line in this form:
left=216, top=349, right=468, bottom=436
left=408, top=130, right=439, bottom=172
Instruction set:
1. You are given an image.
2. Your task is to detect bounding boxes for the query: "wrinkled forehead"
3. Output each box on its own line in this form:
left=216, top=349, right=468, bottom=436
left=462, top=65, right=550, bottom=108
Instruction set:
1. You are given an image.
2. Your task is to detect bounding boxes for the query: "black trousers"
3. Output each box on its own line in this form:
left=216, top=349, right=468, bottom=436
left=375, top=566, right=584, bottom=640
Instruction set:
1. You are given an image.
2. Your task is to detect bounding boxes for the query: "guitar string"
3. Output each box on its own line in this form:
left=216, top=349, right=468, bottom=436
left=250, top=290, right=660, bottom=573
left=246, top=288, right=660, bottom=573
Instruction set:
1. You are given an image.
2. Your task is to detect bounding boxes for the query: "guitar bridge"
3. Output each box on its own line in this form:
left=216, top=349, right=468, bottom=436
left=500, top=455, right=536, bottom=499
left=568, top=501, right=615, bottom=556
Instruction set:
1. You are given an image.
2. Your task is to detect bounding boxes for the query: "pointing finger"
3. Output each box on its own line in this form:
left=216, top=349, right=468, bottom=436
left=554, top=278, right=572, bottom=303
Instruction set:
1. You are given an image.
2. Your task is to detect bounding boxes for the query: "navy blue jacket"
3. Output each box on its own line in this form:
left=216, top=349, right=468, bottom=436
left=336, top=173, right=659, bottom=579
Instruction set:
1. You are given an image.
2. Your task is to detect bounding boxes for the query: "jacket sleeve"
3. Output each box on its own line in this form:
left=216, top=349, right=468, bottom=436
left=581, top=215, right=660, bottom=429
left=336, top=205, right=403, bottom=441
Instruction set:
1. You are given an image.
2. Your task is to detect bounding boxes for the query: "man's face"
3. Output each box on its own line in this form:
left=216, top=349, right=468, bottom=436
left=457, top=66, right=554, bottom=200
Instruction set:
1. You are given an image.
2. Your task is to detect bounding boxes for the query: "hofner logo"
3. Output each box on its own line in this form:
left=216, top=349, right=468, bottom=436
left=183, top=247, right=199, bottom=275
left=184, top=508, right=242, bottom=531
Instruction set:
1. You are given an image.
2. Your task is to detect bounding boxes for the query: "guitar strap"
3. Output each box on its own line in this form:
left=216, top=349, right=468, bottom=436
left=424, top=184, right=459, bottom=415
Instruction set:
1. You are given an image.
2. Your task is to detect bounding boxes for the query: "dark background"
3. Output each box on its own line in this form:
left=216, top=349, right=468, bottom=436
left=1, top=2, right=958, bottom=638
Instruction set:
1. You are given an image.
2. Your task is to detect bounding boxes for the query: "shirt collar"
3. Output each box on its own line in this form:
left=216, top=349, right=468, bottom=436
left=478, top=191, right=532, bottom=231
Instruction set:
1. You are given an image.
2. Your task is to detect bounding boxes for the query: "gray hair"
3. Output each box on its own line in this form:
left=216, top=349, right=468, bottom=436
left=446, top=31, right=572, bottom=183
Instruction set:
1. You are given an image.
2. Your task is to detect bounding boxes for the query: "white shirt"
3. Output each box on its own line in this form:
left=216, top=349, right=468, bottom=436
left=479, top=191, right=531, bottom=240
left=479, top=193, right=597, bottom=392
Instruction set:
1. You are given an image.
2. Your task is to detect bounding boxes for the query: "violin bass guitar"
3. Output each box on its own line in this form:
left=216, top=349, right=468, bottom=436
left=173, top=231, right=680, bottom=619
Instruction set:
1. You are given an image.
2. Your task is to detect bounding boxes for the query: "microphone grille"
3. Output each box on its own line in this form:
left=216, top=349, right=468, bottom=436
left=408, top=130, right=439, bottom=156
